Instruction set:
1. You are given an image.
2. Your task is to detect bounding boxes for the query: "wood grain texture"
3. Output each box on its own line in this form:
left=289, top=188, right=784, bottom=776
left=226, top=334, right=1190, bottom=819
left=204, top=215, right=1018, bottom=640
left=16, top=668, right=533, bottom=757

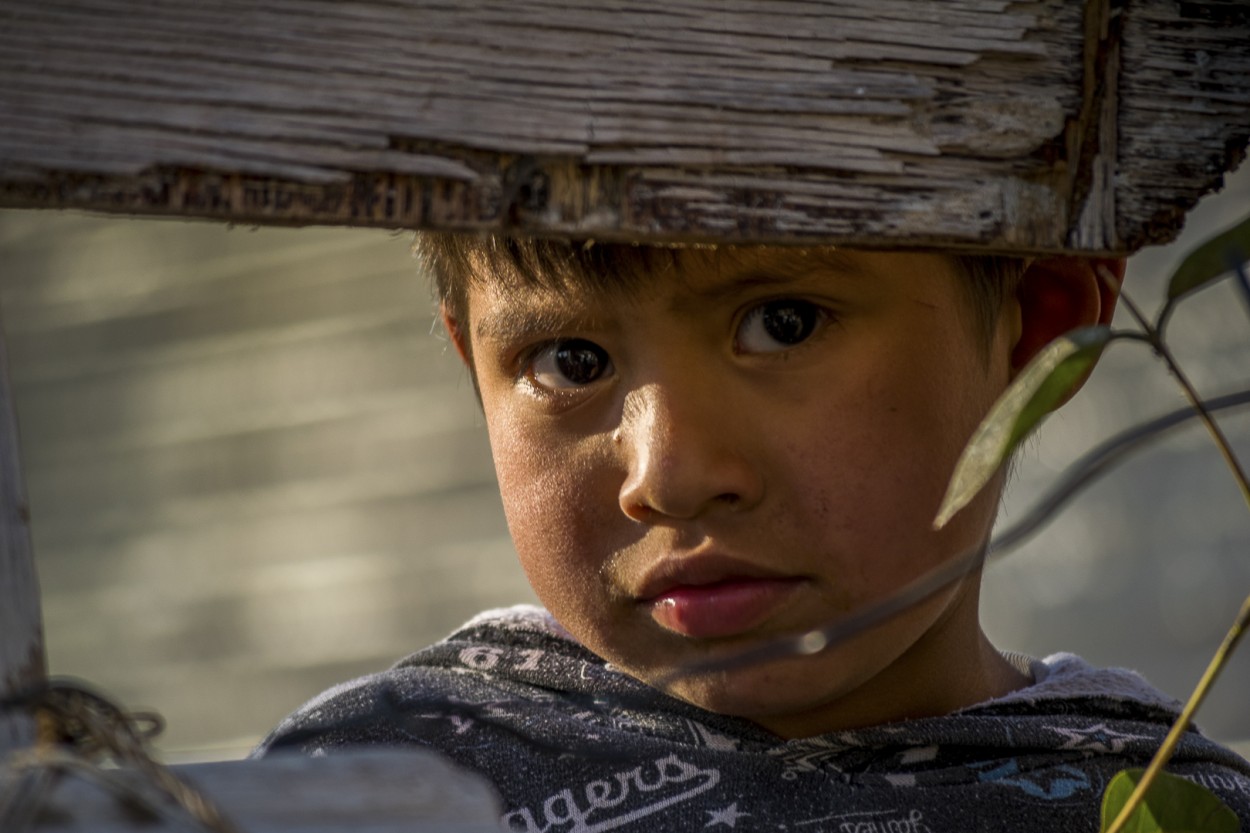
left=0, top=0, right=1243, bottom=253
left=1118, top=1, right=1250, bottom=250
left=0, top=310, right=45, bottom=755
left=0, top=748, right=503, bottom=831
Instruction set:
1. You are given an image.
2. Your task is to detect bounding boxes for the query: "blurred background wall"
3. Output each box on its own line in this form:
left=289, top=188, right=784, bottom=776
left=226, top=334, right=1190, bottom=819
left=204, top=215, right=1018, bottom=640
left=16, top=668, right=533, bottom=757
left=0, top=166, right=1247, bottom=760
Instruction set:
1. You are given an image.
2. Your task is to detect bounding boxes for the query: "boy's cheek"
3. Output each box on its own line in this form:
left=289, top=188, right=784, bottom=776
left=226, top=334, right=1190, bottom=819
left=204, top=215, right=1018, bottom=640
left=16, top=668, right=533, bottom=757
left=489, top=417, right=632, bottom=567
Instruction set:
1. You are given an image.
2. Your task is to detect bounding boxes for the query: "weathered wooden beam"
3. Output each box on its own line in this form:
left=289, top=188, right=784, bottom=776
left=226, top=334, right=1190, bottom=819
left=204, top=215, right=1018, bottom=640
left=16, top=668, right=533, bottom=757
left=0, top=748, right=504, bottom=831
left=0, top=0, right=1245, bottom=254
left=0, top=310, right=45, bottom=754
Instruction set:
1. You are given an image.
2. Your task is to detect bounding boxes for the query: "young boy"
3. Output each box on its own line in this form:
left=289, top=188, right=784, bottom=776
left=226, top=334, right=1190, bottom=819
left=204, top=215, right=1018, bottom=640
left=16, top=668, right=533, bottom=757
left=255, top=239, right=1250, bottom=831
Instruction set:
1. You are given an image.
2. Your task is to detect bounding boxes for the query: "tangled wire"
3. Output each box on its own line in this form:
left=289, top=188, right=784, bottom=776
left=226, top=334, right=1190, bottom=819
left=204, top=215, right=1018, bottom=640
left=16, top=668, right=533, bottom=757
left=0, top=679, right=237, bottom=833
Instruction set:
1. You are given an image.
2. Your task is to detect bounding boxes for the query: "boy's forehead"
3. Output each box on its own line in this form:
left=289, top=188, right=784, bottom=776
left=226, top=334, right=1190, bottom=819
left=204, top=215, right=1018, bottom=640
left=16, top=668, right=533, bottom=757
left=470, top=245, right=883, bottom=307
left=681, top=246, right=873, bottom=286
left=465, top=245, right=889, bottom=343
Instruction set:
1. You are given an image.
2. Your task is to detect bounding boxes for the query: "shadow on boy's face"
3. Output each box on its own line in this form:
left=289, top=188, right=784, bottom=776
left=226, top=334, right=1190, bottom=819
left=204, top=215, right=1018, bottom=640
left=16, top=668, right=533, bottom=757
left=450, top=245, right=1104, bottom=738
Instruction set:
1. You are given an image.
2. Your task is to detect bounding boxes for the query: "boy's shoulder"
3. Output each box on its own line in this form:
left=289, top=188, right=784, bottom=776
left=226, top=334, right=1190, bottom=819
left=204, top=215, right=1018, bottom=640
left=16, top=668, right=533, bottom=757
left=977, top=651, right=1181, bottom=716
left=254, top=608, right=1250, bottom=830
left=252, top=605, right=677, bottom=754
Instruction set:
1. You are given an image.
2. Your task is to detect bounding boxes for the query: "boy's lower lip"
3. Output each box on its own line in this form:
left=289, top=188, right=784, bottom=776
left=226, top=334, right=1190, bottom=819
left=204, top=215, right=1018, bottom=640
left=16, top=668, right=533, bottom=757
left=648, top=578, right=805, bottom=639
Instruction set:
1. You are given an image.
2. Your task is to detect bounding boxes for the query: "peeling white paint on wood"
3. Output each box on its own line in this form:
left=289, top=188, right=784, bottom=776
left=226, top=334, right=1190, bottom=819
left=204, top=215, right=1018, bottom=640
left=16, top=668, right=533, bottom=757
left=0, top=0, right=1244, bottom=253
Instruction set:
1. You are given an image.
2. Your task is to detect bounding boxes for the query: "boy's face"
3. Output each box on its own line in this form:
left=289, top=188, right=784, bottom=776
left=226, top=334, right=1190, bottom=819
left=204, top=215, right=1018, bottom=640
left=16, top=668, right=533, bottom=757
left=458, top=247, right=1021, bottom=737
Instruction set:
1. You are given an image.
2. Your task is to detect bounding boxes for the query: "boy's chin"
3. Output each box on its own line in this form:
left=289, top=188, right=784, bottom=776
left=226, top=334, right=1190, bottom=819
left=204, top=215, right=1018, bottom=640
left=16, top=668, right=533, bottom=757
left=626, top=608, right=965, bottom=738
left=643, top=652, right=880, bottom=738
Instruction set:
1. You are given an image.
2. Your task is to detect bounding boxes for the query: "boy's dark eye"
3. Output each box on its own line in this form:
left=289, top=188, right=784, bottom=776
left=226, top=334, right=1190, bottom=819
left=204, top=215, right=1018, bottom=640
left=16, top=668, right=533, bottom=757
left=736, top=299, right=826, bottom=354
left=530, top=339, right=612, bottom=389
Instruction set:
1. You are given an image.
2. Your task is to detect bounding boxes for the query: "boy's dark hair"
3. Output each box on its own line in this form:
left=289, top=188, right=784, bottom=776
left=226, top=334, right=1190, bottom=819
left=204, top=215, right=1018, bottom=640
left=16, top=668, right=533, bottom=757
left=416, top=233, right=1025, bottom=354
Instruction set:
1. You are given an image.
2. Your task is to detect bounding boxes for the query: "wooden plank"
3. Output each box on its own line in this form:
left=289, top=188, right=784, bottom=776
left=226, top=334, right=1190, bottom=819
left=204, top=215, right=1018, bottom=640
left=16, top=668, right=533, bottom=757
left=1118, top=1, right=1250, bottom=249
left=0, top=0, right=1244, bottom=253
left=0, top=308, right=45, bottom=754
left=0, top=748, right=503, bottom=831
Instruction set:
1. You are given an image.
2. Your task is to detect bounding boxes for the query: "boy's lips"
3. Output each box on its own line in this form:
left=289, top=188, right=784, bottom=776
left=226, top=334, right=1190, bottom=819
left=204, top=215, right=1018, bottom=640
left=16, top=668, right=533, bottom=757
left=635, top=556, right=807, bottom=639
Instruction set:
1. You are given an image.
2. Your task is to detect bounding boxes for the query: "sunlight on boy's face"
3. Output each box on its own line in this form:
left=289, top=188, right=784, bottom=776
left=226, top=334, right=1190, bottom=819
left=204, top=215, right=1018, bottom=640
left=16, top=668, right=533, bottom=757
left=463, top=247, right=1019, bottom=738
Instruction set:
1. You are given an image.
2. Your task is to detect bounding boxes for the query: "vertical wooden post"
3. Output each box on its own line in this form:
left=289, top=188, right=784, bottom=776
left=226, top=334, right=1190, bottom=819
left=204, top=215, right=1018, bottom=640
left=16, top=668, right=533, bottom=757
left=0, top=307, right=45, bottom=754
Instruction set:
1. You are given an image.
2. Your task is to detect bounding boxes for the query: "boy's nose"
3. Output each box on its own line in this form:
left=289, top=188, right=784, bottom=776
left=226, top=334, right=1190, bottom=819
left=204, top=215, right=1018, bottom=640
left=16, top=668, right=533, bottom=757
left=615, top=380, right=764, bottom=523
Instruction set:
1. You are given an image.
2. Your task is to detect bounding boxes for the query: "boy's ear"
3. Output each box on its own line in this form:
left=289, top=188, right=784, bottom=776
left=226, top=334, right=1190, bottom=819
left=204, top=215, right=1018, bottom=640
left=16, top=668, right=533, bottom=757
left=1010, top=256, right=1125, bottom=373
left=440, top=303, right=473, bottom=367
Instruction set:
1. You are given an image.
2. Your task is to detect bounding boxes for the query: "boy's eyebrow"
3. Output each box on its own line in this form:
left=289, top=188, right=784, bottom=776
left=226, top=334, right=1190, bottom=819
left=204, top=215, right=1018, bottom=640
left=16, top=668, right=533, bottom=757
left=473, top=305, right=584, bottom=345
left=677, top=249, right=869, bottom=305
left=471, top=249, right=868, bottom=344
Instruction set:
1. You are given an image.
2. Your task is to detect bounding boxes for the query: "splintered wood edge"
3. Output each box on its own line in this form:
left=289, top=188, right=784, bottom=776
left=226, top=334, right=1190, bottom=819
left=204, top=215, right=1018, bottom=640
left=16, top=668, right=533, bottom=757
left=0, top=163, right=1089, bottom=254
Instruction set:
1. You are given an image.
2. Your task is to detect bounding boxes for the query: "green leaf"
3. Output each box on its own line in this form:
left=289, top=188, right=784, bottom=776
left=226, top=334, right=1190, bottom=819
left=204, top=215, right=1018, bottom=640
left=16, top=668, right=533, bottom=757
left=1101, top=768, right=1240, bottom=833
left=1167, top=213, right=1250, bottom=303
left=932, top=325, right=1112, bottom=530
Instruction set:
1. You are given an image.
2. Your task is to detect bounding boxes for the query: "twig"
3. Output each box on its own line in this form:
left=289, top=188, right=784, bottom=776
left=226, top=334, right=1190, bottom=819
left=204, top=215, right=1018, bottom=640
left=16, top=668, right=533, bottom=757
left=1104, top=597, right=1250, bottom=833
left=1234, top=260, right=1250, bottom=322
left=1111, top=275, right=1250, bottom=511
left=989, top=388, right=1250, bottom=556
left=1099, top=271, right=1250, bottom=833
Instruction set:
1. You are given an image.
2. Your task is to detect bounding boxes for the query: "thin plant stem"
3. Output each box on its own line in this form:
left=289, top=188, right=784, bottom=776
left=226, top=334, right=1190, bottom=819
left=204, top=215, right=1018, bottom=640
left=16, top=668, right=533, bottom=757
left=989, top=388, right=1250, bottom=556
left=1112, top=276, right=1250, bottom=511
left=1099, top=271, right=1250, bottom=833
left=1104, top=598, right=1250, bottom=833
left=1235, top=260, right=1250, bottom=321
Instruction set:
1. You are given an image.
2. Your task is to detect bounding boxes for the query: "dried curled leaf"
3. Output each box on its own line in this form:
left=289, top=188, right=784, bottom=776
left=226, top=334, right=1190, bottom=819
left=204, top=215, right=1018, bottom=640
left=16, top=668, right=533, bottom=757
left=1101, top=768, right=1239, bottom=833
left=1167, top=213, right=1250, bottom=304
left=933, top=326, right=1112, bottom=530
